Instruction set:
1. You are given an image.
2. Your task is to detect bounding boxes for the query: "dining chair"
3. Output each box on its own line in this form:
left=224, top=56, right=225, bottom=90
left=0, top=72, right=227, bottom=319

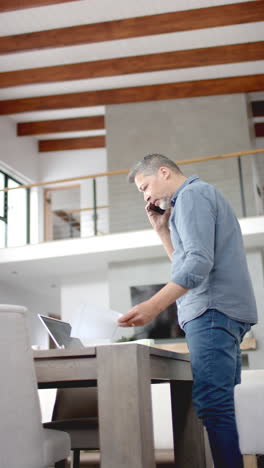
left=44, top=383, right=180, bottom=468
left=235, top=369, right=264, bottom=468
left=0, top=304, right=71, bottom=468
left=44, top=387, right=99, bottom=468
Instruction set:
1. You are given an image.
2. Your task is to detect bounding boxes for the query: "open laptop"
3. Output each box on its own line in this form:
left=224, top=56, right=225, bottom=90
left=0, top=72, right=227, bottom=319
left=38, top=314, right=85, bottom=349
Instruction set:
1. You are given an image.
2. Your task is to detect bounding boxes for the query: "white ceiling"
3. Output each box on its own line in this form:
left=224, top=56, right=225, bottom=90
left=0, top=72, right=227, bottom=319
left=0, top=0, right=255, bottom=35
left=0, top=0, right=263, bottom=127
left=8, top=106, right=106, bottom=122
left=1, top=60, right=264, bottom=101
left=1, top=22, right=262, bottom=73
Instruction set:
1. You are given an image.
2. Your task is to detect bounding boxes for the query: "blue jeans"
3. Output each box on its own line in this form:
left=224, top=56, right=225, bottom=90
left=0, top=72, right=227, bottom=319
left=184, top=309, right=251, bottom=468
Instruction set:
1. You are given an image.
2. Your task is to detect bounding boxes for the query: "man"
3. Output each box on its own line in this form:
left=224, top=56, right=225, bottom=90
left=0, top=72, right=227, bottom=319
left=118, top=153, right=257, bottom=468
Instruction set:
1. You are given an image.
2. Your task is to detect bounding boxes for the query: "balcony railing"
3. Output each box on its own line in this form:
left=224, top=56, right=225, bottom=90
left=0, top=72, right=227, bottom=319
left=0, top=148, right=264, bottom=245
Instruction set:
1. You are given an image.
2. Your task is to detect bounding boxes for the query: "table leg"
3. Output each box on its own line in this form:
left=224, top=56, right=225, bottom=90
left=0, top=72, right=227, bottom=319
left=170, top=381, right=206, bottom=468
left=97, top=344, right=155, bottom=468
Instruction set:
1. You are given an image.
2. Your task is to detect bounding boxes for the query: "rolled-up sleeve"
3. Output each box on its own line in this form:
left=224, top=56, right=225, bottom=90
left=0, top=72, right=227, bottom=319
left=171, top=189, right=216, bottom=289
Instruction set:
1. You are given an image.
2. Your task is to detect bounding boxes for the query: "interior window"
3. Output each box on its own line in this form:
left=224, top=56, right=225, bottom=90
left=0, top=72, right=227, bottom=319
left=0, top=170, right=29, bottom=248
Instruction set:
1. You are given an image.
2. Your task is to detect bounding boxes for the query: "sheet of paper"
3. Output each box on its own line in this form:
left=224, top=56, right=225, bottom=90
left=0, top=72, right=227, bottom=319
left=70, top=303, right=131, bottom=344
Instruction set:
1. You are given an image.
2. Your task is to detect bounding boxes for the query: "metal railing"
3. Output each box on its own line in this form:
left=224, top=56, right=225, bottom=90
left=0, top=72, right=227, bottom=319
left=0, top=148, right=263, bottom=244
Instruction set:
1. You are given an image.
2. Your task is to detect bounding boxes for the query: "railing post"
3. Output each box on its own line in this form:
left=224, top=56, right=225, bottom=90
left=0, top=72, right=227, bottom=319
left=69, top=214, right=74, bottom=238
left=26, top=188, right=30, bottom=244
left=237, top=156, right=247, bottom=217
left=93, top=178, right=98, bottom=236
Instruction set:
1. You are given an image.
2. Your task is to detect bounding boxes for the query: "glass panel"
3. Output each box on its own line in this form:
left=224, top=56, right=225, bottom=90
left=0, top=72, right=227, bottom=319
left=7, top=179, right=27, bottom=247
left=95, top=176, right=109, bottom=236
left=0, top=172, right=5, bottom=218
left=51, top=187, right=80, bottom=240
left=0, top=220, right=6, bottom=248
left=79, top=178, right=109, bottom=238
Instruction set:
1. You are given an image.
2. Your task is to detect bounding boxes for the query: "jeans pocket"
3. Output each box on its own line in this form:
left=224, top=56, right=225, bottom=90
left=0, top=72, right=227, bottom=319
left=228, top=319, right=251, bottom=343
left=239, top=322, right=251, bottom=341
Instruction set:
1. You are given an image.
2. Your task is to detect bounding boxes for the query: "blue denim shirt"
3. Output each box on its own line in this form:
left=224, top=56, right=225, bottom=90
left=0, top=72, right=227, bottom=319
left=169, top=175, right=258, bottom=328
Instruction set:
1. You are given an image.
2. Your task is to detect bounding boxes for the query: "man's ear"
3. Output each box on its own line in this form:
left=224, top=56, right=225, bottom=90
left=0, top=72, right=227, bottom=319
left=159, top=166, right=170, bottom=179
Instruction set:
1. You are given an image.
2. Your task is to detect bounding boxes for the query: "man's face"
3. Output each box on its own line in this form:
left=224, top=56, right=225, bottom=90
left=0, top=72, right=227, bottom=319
left=135, top=168, right=171, bottom=209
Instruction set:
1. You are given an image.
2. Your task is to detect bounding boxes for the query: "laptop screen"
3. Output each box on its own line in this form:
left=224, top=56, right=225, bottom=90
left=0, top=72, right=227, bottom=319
left=39, top=315, right=72, bottom=348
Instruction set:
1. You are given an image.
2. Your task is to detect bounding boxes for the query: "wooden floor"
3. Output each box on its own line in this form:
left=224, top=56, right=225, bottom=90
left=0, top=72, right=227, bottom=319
left=72, top=452, right=264, bottom=468
left=66, top=450, right=176, bottom=467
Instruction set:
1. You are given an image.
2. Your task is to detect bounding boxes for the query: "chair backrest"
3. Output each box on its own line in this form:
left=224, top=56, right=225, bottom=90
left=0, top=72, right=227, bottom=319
left=151, top=383, right=174, bottom=450
left=0, top=305, right=45, bottom=468
left=52, top=387, right=98, bottom=420
left=235, top=380, right=264, bottom=454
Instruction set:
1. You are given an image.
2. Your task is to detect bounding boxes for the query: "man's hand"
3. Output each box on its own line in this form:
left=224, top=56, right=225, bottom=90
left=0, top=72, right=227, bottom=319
left=117, top=282, right=188, bottom=329
left=145, top=203, right=174, bottom=260
left=117, top=300, right=160, bottom=328
left=145, top=203, right=171, bottom=233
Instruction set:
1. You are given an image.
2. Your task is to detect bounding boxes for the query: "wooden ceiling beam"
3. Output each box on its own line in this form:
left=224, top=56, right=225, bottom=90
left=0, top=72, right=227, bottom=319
left=0, top=1, right=263, bottom=55
left=2, top=42, right=263, bottom=88
left=0, top=74, right=263, bottom=115
left=0, top=0, right=80, bottom=12
left=17, top=115, right=105, bottom=136
left=255, top=123, right=264, bottom=137
left=252, top=101, right=264, bottom=117
left=39, top=135, right=106, bottom=152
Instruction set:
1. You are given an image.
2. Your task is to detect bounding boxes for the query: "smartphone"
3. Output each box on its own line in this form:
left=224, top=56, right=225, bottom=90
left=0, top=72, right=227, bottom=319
left=148, top=203, right=165, bottom=215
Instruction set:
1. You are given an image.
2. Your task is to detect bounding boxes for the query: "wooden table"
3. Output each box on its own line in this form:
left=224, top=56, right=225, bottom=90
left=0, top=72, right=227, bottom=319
left=34, top=343, right=206, bottom=468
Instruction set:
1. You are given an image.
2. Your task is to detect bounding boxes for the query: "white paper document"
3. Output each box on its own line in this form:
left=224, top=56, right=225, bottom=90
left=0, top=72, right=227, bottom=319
left=70, top=303, right=128, bottom=344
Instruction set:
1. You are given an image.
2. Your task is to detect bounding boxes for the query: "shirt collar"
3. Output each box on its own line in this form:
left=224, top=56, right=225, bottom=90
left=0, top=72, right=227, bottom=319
left=170, top=175, right=200, bottom=207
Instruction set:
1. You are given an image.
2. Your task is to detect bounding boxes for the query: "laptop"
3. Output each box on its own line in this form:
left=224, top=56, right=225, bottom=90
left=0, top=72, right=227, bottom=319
left=38, top=314, right=84, bottom=349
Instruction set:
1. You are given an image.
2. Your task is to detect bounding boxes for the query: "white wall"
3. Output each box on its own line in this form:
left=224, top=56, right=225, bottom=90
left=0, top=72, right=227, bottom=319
left=109, top=256, right=171, bottom=314
left=60, top=269, right=113, bottom=343
left=0, top=279, right=60, bottom=348
left=61, top=270, right=109, bottom=320
left=0, top=116, right=38, bottom=182
left=38, top=147, right=107, bottom=182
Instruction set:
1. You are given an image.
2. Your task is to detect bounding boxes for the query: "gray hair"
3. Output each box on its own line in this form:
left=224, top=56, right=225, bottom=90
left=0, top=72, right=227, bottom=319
left=127, top=153, right=182, bottom=183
